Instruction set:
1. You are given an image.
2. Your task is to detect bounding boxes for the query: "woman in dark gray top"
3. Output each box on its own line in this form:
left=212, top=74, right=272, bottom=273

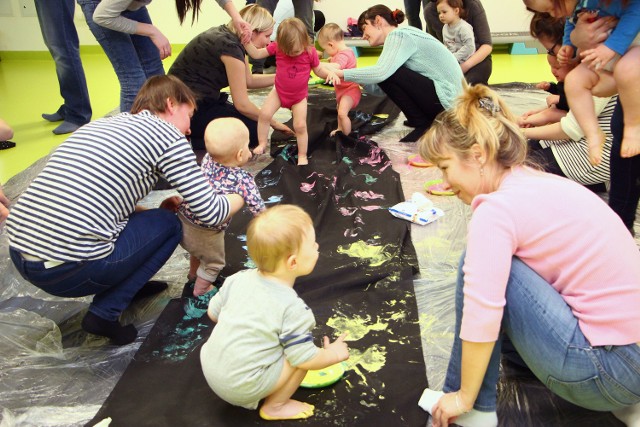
left=168, top=4, right=292, bottom=149
left=423, top=0, right=492, bottom=85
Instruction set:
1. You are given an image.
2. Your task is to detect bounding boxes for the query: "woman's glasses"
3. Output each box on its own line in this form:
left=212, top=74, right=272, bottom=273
left=546, top=43, right=558, bottom=56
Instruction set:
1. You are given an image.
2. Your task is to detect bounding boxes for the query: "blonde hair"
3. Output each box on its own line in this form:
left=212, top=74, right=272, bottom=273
left=247, top=205, right=313, bottom=273
left=317, top=23, right=344, bottom=45
left=204, top=118, right=249, bottom=163
left=131, top=75, right=196, bottom=115
left=227, top=4, right=275, bottom=37
left=419, top=83, right=527, bottom=168
left=276, top=17, right=311, bottom=57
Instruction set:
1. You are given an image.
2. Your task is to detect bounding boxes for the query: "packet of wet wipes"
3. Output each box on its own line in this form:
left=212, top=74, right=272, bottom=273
left=388, top=193, right=444, bottom=226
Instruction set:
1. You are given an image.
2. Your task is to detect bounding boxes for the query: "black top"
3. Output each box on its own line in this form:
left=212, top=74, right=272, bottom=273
left=168, top=25, right=246, bottom=102
left=424, top=0, right=492, bottom=50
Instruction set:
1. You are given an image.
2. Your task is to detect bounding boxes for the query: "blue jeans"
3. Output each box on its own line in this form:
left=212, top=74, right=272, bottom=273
left=444, top=254, right=640, bottom=412
left=77, top=0, right=164, bottom=112
left=34, top=0, right=92, bottom=126
left=10, top=210, right=181, bottom=321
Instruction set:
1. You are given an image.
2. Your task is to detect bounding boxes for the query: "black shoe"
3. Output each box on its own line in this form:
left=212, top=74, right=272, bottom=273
left=399, top=127, right=428, bottom=143
left=81, top=312, right=137, bottom=345
left=0, top=141, right=16, bottom=150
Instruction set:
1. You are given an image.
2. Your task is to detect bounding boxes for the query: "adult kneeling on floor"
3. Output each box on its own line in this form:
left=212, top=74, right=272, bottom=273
left=6, top=75, right=244, bottom=346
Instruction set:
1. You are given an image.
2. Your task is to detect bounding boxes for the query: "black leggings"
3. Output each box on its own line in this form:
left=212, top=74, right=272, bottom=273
left=377, top=66, right=444, bottom=128
left=190, top=94, right=259, bottom=150
left=464, top=54, right=492, bottom=86
left=608, top=100, right=640, bottom=230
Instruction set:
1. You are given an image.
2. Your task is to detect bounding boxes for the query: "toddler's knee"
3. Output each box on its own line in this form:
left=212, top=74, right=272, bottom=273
left=293, top=121, right=307, bottom=134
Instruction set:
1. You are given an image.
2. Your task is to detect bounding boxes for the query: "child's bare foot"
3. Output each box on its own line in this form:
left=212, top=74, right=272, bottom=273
left=586, top=129, right=606, bottom=166
left=259, top=400, right=314, bottom=421
left=193, top=277, right=213, bottom=296
left=297, top=155, right=308, bottom=166
left=253, top=144, right=267, bottom=155
left=621, top=124, right=640, bottom=158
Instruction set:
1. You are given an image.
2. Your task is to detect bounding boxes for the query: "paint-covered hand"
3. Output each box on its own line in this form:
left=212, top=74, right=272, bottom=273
left=323, top=332, right=349, bottom=363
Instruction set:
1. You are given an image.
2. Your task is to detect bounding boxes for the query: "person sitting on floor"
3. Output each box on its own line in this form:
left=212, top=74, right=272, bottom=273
left=325, top=4, right=463, bottom=143
left=201, top=204, right=349, bottom=421
left=417, top=83, right=640, bottom=427
left=6, top=75, right=244, bottom=346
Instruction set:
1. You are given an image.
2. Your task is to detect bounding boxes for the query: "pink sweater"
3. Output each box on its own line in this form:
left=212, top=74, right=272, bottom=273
left=461, top=167, right=640, bottom=346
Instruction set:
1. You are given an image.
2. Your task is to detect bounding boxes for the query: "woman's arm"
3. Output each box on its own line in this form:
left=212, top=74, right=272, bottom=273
left=94, top=0, right=171, bottom=59
left=222, top=55, right=292, bottom=132
left=220, top=0, right=251, bottom=44
left=522, top=121, right=569, bottom=141
left=432, top=341, right=495, bottom=426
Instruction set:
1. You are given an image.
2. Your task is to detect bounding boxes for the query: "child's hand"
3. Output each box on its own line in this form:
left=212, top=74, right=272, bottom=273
left=323, top=332, right=349, bottom=363
left=557, top=45, right=574, bottom=66
left=546, top=94, right=560, bottom=108
left=536, top=81, right=551, bottom=91
left=325, top=69, right=341, bottom=86
left=580, top=44, right=615, bottom=71
left=160, top=196, right=183, bottom=212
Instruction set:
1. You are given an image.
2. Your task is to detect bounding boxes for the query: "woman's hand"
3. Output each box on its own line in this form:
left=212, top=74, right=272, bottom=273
left=232, top=17, right=252, bottom=44
left=581, top=44, right=615, bottom=71
left=571, top=12, right=617, bottom=51
left=432, top=392, right=471, bottom=427
left=143, top=24, right=172, bottom=59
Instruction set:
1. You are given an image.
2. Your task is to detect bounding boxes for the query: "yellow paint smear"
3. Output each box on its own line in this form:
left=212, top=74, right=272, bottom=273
left=336, top=241, right=394, bottom=267
left=327, top=313, right=388, bottom=341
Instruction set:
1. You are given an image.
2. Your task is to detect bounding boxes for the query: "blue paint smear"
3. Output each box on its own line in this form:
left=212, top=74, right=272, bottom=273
left=266, top=195, right=283, bottom=204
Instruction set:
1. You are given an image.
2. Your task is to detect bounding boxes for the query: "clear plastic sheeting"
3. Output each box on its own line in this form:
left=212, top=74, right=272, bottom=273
left=1, top=84, right=605, bottom=426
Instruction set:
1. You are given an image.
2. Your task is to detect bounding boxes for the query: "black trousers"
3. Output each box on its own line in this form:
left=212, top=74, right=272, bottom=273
left=608, top=100, right=640, bottom=230
left=190, top=94, right=259, bottom=150
left=377, top=66, right=444, bottom=128
left=464, top=54, right=492, bottom=86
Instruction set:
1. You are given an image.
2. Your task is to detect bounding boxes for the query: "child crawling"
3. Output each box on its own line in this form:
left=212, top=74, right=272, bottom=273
left=200, top=204, right=350, bottom=420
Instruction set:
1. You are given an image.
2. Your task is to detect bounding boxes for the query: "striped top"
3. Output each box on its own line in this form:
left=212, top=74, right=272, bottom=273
left=539, top=96, right=616, bottom=185
left=7, top=111, right=230, bottom=262
left=342, top=26, right=463, bottom=109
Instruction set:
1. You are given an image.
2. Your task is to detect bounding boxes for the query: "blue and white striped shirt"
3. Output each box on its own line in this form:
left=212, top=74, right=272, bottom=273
left=7, top=111, right=230, bottom=261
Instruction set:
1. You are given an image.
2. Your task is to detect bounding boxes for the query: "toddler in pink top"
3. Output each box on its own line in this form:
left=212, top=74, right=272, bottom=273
left=318, top=23, right=362, bottom=137
left=245, top=17, right=329, bottom=165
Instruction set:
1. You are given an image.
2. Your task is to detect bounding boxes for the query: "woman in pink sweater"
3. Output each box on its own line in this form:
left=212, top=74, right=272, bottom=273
left=417, top=83, right=640, bottom=427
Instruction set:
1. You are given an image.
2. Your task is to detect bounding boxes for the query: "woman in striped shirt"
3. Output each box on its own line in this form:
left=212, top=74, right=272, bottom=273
left=6, top=75, right=243, bottom=345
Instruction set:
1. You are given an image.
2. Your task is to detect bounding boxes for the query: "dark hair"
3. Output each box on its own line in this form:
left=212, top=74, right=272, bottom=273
left=175, top=0, right=203, bottom=25
left=436, top=0, right=467, bottom=20
left=357, top=5, right=405, bottom=32
left=529, top=12, right=564, bottom=44
left=131, top=75, right=196, bottom=115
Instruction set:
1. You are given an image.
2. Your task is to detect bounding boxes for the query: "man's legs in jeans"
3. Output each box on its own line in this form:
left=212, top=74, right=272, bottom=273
left=34, top=0, right=92, bottom=131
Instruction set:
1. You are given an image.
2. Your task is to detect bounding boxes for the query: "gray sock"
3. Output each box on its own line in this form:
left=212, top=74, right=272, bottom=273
left=42, top=112, right=64, bottom=122
left=53, top=121, right=81, bottom=135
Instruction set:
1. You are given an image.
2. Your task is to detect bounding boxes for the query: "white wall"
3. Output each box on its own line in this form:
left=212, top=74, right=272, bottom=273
left=0, top=0, right=533, bottom=52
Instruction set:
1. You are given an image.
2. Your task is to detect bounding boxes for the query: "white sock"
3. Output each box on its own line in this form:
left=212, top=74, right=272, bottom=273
left=454, top=409, right=498, bottom=427
left=613, top=402, right=640, bottom=427
left=418, top=388, right=444, bottom=414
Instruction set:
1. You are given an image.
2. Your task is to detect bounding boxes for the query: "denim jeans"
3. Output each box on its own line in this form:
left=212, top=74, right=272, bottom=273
left=77, top=0, right=164, bottom=112
left=444, top=254, right=640, bottom=412
left=10, top=210, right=181, bottom=321
left=34, top=0, right=92, bottom=126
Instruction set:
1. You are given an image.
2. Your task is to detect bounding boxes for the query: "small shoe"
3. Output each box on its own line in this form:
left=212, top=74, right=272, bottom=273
left=259, top=404, right=314, bottom=421
left=0, top=141, right=16, bottom=150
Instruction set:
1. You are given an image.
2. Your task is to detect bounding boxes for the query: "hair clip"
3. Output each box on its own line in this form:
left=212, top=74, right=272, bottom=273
left=478, top=97, right=501, bottom=115
left=392, top=9, right=398, bottom=20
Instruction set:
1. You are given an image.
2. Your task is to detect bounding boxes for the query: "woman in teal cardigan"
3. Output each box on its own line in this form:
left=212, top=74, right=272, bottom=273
left=327, top=4, right=464, bottom=142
